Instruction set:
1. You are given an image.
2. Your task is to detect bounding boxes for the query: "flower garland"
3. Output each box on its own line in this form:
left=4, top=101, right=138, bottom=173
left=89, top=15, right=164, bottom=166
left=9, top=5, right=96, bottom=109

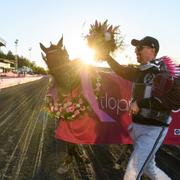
left=44, top=74, right=102, bottom=121
left=47, top=95, right=90, bottom=120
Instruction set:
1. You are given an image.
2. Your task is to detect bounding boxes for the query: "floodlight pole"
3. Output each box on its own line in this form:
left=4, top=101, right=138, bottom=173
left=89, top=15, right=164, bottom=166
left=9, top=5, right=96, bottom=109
left=14, top=39, right=19, bottom=70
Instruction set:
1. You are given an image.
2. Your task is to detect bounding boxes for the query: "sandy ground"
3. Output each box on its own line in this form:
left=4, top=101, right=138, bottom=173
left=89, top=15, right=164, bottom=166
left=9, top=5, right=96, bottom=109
left=0, top=78, right=179, bottom=180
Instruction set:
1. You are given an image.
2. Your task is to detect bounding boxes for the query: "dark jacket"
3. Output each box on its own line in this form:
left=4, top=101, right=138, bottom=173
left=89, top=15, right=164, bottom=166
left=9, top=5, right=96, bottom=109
left=107, top=56, right=180, bottom=127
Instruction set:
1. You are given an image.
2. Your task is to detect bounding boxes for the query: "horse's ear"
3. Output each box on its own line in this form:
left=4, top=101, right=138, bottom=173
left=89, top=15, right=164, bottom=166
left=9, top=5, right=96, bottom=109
left=41, top=52, right=47, bottom=62
left=40, top=43, right=47, bottom=53
left=57, top=35, right=63, bottom=48
left=63, top=46, right=69, bottom=55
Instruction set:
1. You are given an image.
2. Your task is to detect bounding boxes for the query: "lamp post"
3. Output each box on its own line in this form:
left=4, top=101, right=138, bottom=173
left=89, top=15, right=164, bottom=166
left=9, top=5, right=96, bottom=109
left=14, top=39, right=19, bottom=71
left=29, top=47, right=32, bottom=60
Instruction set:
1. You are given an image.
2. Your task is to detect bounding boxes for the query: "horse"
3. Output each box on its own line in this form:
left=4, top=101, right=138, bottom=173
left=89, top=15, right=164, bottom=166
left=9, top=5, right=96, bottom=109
left=40, top=36, right=93, bottom=174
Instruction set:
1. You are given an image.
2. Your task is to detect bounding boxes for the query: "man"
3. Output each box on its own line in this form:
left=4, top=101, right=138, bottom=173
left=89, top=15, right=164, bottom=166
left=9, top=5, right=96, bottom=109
left=105, top=36, right=180, bottom=180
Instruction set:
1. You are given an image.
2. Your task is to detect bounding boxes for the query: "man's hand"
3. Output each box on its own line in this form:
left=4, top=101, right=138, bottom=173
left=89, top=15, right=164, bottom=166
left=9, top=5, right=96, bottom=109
left=129, top=101, right=140, bottom=115
left=104, top=54, right=112, bottom=62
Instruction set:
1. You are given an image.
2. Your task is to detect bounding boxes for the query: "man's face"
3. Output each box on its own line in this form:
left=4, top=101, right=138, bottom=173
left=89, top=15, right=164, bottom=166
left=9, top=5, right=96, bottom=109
left=135, top=46, right=155, bottom=64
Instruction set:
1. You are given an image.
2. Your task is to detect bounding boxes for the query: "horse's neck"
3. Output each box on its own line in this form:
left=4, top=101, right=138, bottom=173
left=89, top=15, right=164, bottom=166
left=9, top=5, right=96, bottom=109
left=49, top=59, right=83, bottom=100
left=56, top=67, right=81, bottom=100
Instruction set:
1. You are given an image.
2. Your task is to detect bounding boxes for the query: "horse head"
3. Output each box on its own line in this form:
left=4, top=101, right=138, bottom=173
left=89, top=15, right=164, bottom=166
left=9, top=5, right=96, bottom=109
left=40, top=35, right=69, bottom=73
left=40, top=35, right=84, bottom=93
left=40, top=36, right=73, bottom=86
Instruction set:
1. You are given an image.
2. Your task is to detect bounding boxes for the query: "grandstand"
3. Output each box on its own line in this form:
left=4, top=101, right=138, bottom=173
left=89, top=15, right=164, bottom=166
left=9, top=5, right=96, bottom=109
left=0, top=37, right=6, bottom=47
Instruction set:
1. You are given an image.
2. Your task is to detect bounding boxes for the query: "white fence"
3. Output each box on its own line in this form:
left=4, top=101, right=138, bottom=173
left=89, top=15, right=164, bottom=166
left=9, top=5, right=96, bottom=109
left=0, top=76, right=43, bottom=89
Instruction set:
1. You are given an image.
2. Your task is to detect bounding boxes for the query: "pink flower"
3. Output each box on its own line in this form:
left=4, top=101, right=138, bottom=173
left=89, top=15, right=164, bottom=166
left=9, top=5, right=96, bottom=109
left=66, top=101, right=73, bottom=106
left=104, top=32, right=111, bottom=41
left=53, top=106, right=58, bottom=112
left=74, top=110, right=80, bottom=116
left=67, top=105, right=76, bottom=112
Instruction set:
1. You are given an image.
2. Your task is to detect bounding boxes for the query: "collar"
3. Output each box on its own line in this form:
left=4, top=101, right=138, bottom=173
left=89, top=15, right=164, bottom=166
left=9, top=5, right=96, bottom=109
left=138, top=59, right=160, bottom=71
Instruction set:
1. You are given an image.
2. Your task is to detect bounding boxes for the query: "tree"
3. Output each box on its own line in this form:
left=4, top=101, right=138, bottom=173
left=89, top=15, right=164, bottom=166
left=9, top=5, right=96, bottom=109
left=6, top=51, right=15, bottom=60
left=0, top=50, right=7, bottom=59
left=0, top=50, right=47, bottom=74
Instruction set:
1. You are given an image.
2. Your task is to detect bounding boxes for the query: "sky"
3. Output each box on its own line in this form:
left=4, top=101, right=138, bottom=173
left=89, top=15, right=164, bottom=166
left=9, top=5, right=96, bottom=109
left=1, top=0, right=180, bottom=68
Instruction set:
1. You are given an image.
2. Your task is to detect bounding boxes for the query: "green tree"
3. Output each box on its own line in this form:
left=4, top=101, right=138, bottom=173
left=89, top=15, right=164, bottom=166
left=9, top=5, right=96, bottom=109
left=0, top=50, right=7, bottom=59
left=6, top=51, right=15, bottom=60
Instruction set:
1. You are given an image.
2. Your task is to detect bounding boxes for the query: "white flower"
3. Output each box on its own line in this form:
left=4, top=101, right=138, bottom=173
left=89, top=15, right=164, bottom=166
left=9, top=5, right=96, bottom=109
left=104, top=32, right=111, bottom=41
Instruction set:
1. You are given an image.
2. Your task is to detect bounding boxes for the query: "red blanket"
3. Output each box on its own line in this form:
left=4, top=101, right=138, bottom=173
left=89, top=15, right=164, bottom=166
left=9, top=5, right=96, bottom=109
left=51, top=72, right=180, bottom=144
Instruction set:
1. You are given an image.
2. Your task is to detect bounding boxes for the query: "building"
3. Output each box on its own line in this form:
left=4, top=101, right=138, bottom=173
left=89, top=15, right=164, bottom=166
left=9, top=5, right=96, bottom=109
left=0, top=37, right=16, bottom=73
left=0, top=58, right=15, bottom=73
left=0, top=37, right=6, bottom=47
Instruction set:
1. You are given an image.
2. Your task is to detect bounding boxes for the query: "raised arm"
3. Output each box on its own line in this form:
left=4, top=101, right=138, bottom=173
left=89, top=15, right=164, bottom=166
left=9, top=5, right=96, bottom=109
left=105, top=55, right=139, bottom=81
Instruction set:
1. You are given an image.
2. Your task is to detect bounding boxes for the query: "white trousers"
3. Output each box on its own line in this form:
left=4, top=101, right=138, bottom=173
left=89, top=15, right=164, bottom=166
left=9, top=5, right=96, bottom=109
left=124, top=123, right=171, bottom=180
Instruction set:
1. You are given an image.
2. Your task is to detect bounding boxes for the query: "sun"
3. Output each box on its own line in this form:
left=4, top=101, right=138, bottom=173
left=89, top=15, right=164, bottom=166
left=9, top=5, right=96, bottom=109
left=78, top=46, right=96, bottom=64
left=66, top=38, right=96, bottom=65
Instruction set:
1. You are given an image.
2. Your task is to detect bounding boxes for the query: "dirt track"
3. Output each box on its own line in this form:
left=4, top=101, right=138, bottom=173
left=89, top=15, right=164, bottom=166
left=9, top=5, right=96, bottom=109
left=0, top=78, right=179, bottom=180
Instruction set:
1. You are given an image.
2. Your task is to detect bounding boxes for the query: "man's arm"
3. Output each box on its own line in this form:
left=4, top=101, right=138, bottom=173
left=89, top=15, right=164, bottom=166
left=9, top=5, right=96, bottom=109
left=105, top=55, right=139, bottom=81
